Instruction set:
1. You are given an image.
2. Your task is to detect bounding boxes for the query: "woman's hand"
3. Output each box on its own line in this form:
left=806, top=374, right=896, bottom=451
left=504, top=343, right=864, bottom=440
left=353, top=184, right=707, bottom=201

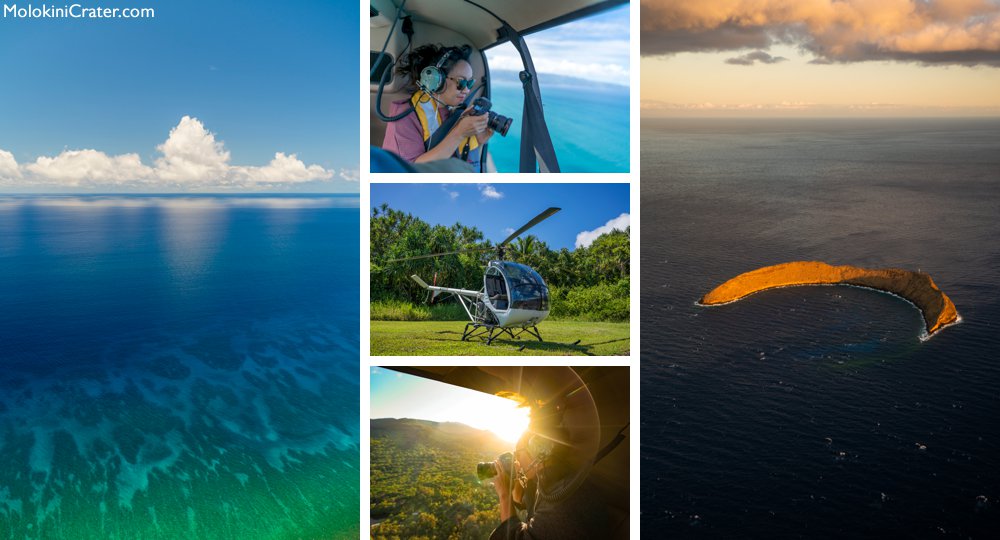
left=453, top=112, right=489, bottom=139
left=478, top=126, right=494, bottom=145
left=414, top=109, right=490, bottom=165
left=493, top=459, right=514, bottom=521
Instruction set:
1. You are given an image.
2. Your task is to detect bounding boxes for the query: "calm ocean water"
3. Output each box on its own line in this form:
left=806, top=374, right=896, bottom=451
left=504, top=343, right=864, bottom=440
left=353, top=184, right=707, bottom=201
left=641, top=118, right=1000, bottom=537
left=0, top=195, right=360, bottom=539
left=488, top=81, right=629, bottom=173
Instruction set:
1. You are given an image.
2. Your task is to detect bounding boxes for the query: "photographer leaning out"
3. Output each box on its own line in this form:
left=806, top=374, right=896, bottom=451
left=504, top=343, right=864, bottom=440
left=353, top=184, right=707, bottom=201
left=484, top=409, right=615, bottom=539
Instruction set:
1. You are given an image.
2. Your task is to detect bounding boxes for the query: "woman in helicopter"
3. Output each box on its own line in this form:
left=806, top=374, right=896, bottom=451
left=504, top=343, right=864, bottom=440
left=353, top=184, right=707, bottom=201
left=382, top=43, right=494, bottom=170
left=488, top=400, right=615, bottom=539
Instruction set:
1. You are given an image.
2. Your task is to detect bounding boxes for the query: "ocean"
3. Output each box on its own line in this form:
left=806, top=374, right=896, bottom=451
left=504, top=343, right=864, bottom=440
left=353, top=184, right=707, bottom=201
left=640, top=118, right=1000, bottom=537
left=0, top=195, right=360, bottom=539
left=487, top=81, right=630, bottom=173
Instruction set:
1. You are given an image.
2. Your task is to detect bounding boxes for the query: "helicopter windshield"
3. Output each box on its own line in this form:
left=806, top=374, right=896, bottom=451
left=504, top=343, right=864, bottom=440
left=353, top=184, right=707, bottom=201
left=501, top=262, right=549, bottom=311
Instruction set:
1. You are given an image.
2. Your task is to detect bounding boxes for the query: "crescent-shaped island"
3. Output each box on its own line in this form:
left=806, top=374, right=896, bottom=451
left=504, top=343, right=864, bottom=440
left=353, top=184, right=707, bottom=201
left=699, top=261, right=959, bottom=337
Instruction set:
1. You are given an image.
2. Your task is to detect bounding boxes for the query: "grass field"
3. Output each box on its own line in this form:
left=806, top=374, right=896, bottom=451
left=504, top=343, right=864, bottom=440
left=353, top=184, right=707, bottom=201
left=370, top=320, right=630, bottom=356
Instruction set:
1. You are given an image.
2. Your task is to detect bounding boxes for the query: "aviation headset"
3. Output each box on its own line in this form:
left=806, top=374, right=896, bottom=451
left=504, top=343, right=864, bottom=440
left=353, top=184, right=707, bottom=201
left=510, top=424, right=559, bottom=499
left=519, top=400, right=566, bottom=467
left=418, top=46, right=469, bottom=94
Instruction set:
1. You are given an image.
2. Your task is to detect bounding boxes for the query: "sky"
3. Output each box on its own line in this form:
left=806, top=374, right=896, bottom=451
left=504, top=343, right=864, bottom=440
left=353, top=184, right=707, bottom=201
left=370, top=367, right=530, bottom=443
left=486, top=3, right=630, bottom=87
left=641, top=0, right=1000, bottom=116
left=370, top=183, right=630, bottom=250
left=0, top=0, right=359, bottom=192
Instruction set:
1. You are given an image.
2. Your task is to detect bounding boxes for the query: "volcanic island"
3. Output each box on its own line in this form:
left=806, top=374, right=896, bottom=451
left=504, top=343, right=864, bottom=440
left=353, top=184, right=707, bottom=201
left=699, top=261, right=959, bottom=337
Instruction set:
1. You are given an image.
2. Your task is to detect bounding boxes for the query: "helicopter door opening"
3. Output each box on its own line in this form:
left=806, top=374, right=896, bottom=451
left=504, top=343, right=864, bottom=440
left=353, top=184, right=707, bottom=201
left=485, top=267, right=509, bottom=310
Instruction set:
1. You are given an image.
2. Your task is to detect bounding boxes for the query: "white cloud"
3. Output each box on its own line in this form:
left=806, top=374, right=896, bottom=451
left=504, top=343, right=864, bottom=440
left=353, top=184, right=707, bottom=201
left=489, top=37, right=630, bottom=85
left=438, top=184, right=459, bottom=200
left=154, top=116, right=230, bottom=183
left=25, top=149, right=153, bottom=185
left=232, top=152, right=332, bottom=184
left=479, top=184, right=504, bottom=199
left=0, top=116, right=340, bottom=190
left=575, top=213, right=630, bottom=248
left=0, top=149, right=21, bottom=181
left=339, top=168, right=360, bottom=182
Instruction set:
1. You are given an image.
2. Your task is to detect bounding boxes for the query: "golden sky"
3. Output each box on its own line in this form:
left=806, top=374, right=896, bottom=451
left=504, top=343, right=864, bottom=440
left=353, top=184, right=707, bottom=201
left=641, top=0, right=1000, bottom=116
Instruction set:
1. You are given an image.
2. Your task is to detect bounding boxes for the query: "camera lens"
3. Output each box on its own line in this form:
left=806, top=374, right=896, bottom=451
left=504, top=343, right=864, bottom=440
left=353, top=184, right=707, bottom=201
left=476, top=451, right=514, bottom=481
left=487, top=112, right=512, bottom=137
left=476, top=462, right=497, bottom=481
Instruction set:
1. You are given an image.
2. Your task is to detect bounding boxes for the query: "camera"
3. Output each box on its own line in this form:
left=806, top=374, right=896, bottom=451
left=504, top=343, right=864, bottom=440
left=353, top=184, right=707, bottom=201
left=469, top=97, right=512, bottom=137
left=476, top=451, right=514, bottom=481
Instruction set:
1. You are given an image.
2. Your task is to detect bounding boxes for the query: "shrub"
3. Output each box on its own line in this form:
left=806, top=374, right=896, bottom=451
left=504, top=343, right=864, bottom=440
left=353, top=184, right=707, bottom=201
left=550, top=279, right=629, bottom=322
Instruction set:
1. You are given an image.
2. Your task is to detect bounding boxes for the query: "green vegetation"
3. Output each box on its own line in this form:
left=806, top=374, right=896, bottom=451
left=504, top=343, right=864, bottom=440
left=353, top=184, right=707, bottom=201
left=370, top=300, right=468, bottom=322
left=370, top=320, right=630, bottom=356
left=370, top=205, right=629, bottom=322
left=371, top=418, right=510, bottom=540
left=550, top=280, right=630, bottom=322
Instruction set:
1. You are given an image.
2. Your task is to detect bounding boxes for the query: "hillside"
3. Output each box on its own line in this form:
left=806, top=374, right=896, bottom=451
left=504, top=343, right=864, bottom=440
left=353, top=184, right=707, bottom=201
left=370, top=418, right=512, bottom=539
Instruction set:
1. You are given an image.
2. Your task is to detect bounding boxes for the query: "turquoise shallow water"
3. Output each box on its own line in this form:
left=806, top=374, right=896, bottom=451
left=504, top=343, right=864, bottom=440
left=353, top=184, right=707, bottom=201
left=487, top=80, right=629, bottom=173
left=0, top=195, right=360, bottom=539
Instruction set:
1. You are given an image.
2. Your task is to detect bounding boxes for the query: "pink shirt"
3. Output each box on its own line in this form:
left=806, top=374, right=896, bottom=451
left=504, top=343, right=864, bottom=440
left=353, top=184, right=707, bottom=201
left=381, top=96, right=454, bottom=163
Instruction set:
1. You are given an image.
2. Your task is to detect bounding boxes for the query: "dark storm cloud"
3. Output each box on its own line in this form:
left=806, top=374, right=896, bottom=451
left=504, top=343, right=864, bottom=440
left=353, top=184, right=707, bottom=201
left=725, top=50, right=789, bottom=65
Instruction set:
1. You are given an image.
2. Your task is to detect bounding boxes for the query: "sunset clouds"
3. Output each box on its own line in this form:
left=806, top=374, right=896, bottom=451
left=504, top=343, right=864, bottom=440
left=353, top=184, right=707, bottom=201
left=641, top=0, right=1000, bottom=65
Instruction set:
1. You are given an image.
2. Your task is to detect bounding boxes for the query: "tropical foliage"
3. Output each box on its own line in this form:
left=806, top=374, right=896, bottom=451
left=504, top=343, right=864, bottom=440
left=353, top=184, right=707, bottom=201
left=370, top=205, right=629, bottom=321
left=370, top=418, right=511, bottom=540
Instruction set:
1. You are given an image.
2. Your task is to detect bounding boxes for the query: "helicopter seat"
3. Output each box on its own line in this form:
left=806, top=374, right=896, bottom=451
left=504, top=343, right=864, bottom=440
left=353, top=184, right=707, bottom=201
left=485, top=273, right=509, bottom=310
left=490, top=293, right=508, bottom=310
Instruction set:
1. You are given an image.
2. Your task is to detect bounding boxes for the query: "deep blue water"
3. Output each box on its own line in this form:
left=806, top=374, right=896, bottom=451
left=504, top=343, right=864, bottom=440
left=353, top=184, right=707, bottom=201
left=0, top=195, right=360, bottom=538
left=641, top=118, right=1000, bottom=538
left=488, top=81, right=629, bottom=173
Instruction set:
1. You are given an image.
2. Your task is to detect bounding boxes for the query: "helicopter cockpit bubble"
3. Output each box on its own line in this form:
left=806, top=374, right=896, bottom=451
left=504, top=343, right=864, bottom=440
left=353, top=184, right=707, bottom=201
left=500, top=262, right=549, bottom=312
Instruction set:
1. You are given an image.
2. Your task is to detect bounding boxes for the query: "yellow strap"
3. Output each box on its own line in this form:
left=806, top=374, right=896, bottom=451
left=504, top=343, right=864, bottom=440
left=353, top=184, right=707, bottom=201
left=410, top=91, right=479, bottom=152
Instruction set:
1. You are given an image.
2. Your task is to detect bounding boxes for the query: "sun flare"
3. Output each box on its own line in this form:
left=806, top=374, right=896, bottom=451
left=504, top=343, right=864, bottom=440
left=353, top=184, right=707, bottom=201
left=471, top=396, right=531, bottom=444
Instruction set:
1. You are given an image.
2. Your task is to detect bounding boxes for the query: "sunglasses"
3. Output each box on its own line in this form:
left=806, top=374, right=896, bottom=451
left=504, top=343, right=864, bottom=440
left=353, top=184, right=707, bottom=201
left=448, top=77, right=475, bottom=90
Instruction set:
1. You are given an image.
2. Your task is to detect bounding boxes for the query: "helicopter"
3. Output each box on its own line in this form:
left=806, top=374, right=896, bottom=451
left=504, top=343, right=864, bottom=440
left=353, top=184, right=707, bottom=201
left=388, top=207, right=560, bottom=345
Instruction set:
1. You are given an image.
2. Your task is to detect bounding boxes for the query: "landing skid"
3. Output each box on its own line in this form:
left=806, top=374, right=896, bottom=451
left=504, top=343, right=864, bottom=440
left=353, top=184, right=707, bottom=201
left=462, top=323, right=543, bottom=345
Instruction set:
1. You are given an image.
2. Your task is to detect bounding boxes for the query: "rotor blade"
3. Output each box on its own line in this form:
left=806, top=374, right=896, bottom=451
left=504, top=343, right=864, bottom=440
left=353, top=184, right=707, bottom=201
left=499, top=207, right=561, bottom=246
left=387, top=246, right=493, bottom=263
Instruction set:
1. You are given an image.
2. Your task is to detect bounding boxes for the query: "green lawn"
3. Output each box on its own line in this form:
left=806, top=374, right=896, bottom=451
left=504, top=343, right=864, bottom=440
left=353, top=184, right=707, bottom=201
left=370, top=320, right=630, bottom=356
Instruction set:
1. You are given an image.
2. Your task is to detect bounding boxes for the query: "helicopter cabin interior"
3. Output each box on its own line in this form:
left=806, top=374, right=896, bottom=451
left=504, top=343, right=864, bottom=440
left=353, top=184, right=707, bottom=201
left=370, top=0, right=625, bottom=173
left=370, top=0, right=495, bottom=170
left=387, top=365, right=630, bottom=539
left=485, top=265, right=509, bottom=310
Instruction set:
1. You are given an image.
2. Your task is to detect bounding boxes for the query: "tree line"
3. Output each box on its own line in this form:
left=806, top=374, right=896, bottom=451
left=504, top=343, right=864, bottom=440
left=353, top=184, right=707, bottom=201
left=370, top=205, right=629, bottom=321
